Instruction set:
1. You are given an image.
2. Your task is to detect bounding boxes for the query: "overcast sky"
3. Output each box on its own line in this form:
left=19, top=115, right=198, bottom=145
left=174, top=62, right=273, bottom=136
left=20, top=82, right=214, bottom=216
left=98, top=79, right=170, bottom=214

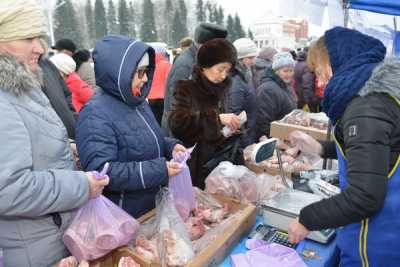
left=214, top=0, right=396, bottom=37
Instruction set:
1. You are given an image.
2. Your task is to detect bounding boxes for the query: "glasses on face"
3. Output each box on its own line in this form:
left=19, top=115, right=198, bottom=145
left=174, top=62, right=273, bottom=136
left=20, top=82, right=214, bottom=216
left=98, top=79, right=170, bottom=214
left=136, top=67, right=148, bottom=79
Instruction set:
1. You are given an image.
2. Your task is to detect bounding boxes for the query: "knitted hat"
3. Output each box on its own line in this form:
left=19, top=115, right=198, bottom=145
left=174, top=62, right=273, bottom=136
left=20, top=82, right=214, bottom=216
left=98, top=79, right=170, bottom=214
left=0, top=0, right=47, bottom=42
left=49, top=53, right=76, bottom=75
left=197, top=38, right=237, bottom=68
left=233, top=38, right=258, bottom=59
left=272, top=52, right=295, bottom=70
left=194, top=23, right=228, bottom=44
left=258, top=47, right=278, bottom=62
left=52, top=39, right=77, bottom=54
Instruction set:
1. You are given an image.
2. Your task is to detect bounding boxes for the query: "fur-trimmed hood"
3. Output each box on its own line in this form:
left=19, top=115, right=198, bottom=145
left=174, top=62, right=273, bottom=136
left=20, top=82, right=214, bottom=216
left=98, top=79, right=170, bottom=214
left=0, top=53, right=40, bottom=96
left=359, top=57, right=400, bottom=100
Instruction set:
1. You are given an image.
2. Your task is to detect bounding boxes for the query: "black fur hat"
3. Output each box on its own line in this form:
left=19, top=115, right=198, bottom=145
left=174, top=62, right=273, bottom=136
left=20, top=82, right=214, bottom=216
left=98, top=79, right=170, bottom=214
left=197, top=38, right=237, bottom=69
left=194, top=22, right=228, bottom=44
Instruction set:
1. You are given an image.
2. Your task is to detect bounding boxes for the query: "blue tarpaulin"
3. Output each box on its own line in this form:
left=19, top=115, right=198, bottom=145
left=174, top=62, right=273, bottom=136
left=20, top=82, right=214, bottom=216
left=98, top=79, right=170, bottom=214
left=348, top=0, right=400, bottom=16
left=348, top=0, right=400, bottom=55
left=395, top=31, right=400, bottom=55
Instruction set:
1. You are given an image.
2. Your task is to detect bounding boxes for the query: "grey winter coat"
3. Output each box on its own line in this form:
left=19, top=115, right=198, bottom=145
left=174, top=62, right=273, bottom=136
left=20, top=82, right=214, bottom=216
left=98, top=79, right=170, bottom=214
left=0, top=54, right=90, bottom=267
left=255, top=68, right=296, bottom=139
left=161, top=43, right=197, bottom=133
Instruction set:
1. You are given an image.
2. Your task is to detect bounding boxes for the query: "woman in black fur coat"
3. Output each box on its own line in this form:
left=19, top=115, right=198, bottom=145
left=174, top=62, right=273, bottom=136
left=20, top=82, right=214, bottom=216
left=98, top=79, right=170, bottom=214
left=169, top=38, right=240, bottom=189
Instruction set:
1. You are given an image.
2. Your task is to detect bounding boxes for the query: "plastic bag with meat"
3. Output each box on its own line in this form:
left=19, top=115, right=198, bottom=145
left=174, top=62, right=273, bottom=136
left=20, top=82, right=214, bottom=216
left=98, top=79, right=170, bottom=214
left=193, top=187, right=223, bottom=209
left=63, top=164, right=139, bottom=261
left=156, top=188, right=195, bottom=266
left=192, top=211, right=243, bottom=254
left=169, top=146, right=196, bottom=221
left=118, top=257, right=141, bottom=267
left=256, top=173, right=286, bottom=201
left=205, top=161, right=258, bottom=203
left=134, top=234, right=160, bottom=263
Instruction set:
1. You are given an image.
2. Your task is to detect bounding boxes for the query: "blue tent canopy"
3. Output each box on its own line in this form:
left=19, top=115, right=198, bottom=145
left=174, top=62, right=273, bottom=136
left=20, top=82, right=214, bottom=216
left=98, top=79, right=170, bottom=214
left=348, top=0, right=400, bottom=16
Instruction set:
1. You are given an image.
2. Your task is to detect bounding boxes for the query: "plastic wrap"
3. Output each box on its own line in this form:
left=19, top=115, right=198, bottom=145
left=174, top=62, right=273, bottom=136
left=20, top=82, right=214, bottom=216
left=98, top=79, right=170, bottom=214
left=205, top=161, right=258, bottom=203
left=63, top=164, right=139, bottom=261
left=281, top=109, right=329, bottom=131
left=231, top=239, right=307, bottom=267
left=169, top=146, right=196, bottom=221
left=156, top=188, right=195, bottom=266
left=193, top=187, right=223, bottom=209
left=261, top=189, right=322, bottom=215
left=118, top=257, right=141, bottom=267
left=192, top=211, right=242, bottom=254
left=255, top=173, right=286, bottom=202
left=63, top=195, right=139, bottom=261
left=222, top=111, right=247, bottom=137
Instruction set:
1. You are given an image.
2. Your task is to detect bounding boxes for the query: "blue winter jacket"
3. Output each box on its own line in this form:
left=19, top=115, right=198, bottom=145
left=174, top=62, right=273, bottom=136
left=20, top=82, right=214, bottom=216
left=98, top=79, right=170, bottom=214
left=76, top=35, right=180, bottom=218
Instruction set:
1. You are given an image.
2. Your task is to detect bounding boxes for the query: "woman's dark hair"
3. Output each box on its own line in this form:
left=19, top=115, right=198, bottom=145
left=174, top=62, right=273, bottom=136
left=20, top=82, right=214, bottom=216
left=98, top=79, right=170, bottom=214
left=72, top=49, right=91, bottom=71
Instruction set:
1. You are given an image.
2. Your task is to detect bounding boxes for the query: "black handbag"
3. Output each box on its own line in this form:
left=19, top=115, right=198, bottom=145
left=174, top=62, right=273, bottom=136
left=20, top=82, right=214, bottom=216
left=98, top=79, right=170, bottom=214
left=202, top=134, right=243, bottom=174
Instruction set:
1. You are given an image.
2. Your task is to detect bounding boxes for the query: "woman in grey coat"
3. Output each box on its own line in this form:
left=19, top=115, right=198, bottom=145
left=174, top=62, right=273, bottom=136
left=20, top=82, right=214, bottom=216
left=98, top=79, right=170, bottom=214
left=0, top=2, right=108, bottom=266
left=0, top=51, right=109, bottom=267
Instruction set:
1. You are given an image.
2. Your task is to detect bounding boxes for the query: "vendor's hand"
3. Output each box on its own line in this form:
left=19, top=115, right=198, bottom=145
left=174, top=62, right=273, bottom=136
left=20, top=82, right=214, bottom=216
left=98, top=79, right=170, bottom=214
left=166, top=161, right=182, bottom=178
left=288, top=218, right=310, bottom=244
left=288, top=130, right=323, bottom=156
left=86, top=172, right=109, bottom=199
left=219, top=113, right=241, bottom=131
left=172, top=144, right=187, bottom=160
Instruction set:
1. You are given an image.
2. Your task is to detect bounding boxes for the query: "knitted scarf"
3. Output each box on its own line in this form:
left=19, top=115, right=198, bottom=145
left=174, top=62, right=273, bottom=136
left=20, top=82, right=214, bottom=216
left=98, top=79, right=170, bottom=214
left=322, top=27, right=386, bottom=124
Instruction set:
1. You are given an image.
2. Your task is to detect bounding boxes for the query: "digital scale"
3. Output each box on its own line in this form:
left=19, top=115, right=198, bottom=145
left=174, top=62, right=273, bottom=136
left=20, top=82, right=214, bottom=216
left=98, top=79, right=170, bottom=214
left=260, top=189, right=335, bottom=244
left=252, top=138, right=336, bottom=244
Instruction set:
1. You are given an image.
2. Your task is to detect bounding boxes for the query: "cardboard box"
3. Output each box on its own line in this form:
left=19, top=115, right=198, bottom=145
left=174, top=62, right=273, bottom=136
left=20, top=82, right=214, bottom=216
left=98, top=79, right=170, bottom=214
left=244, top=159, right=292, bottom=178
left=131, top=195, right=257, bottom=267
left=270, top=121, right=330, bottom=142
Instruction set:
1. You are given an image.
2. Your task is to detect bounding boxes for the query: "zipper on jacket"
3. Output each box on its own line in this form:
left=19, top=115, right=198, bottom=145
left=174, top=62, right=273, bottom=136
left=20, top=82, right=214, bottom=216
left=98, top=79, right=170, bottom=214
left=136, top=108, right=161, bottom=157
left=139, top=161, right=146, bottom=189
left=119, top=192, right=125, bottom=208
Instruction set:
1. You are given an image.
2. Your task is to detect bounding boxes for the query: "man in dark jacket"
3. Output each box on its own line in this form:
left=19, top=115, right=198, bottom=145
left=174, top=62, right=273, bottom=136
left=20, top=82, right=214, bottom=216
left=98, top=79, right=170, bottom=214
left=161, top=22, right=228, bottom=133
left=255, top=52, right=296, bottom=139
left=39, top=57, right=77, bottom=139
left=253, top=46, right=277, bottom=89
left=294, top=50, right=317, bottom=111
left=226, top=38, right=258, bottom=145
left=288, top=27, right=400, bottom=267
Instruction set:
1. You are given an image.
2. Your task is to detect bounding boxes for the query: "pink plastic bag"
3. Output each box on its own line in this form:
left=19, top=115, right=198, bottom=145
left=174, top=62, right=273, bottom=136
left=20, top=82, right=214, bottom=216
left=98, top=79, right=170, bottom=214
left=231, top=239, right=307, bottom=267
left=63, top=163, right=139, bottom=261
left=169, top=146, right=196, bottom=221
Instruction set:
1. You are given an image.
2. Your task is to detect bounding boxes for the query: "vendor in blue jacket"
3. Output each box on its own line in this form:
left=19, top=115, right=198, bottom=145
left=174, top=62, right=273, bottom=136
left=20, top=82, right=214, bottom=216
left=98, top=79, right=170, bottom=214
left=76, top=35, right=185, bottom=218
left=287, top=27, right=400, bottom=266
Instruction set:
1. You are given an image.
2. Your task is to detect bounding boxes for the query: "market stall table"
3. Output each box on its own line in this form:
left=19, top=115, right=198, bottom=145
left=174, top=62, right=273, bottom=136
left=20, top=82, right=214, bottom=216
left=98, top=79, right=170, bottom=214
left=220, top=217, right=339, bottom=267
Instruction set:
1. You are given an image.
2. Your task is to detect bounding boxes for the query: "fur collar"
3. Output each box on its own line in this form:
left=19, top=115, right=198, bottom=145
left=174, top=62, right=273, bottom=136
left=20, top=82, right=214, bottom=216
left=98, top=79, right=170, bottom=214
left=359, top=57, right=400, bottom=100
left=0, top=53, right=40, bottom=96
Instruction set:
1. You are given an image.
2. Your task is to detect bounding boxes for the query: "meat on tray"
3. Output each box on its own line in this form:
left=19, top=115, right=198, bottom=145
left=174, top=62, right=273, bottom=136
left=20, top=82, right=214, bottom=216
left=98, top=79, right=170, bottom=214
left=284, top=111, right=328, bottom=131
